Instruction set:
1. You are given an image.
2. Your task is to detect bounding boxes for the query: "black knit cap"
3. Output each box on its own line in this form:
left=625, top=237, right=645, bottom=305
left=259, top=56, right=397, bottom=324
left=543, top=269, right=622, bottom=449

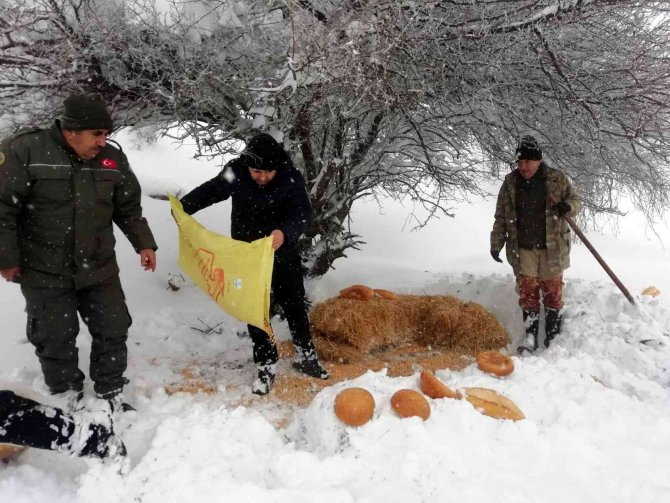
left=240, top=133, right=292, bottom=172
left=61, top=93, right=113, bottom=132
left=515, top=135, right=542, bottom=161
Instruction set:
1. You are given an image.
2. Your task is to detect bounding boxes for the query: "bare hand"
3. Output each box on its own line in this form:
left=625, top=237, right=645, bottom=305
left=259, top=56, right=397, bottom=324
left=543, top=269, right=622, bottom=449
left=270, top=230, right=285, bottom=251
left=139, top=249, right=157, bottom=272
left=0, top=267, right=20, bottom=282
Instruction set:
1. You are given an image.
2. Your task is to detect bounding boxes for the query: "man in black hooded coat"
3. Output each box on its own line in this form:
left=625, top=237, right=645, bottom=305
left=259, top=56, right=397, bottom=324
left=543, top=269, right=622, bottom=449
left=180, top=133, right=329, bottom=395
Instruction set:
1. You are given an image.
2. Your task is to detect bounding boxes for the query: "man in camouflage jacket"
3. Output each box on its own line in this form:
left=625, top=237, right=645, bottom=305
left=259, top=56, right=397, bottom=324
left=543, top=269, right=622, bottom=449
left=490, top=136, right=581, bottom=354
left=0, top=94, right=157, bottom=409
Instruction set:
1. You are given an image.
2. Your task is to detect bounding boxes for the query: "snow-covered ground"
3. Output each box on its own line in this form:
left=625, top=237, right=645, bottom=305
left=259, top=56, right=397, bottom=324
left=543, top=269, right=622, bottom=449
left=1, top=132, right=670, bottom=502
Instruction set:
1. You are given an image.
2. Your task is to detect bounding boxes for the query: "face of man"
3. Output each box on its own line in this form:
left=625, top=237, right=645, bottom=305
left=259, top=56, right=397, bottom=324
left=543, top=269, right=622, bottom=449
left=63, top=129, right=109, bottom=160
left=248, top=167, right=277, bottom=186
left=517, top=159, right=542, bottom=180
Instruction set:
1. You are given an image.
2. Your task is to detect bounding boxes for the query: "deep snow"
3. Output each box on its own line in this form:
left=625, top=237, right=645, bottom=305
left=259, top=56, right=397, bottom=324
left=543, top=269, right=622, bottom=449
left=1, top=132, right=670, bottom=503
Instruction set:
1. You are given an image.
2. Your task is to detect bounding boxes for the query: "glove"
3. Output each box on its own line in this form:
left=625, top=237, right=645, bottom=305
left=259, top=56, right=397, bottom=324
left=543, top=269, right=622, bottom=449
left=490, top=250, right=503, bottom=263
left=552, top=201, right=572, bottom=217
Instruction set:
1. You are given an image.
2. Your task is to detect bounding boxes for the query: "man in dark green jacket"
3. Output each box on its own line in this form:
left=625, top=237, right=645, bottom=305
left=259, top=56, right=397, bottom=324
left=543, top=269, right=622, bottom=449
left=0, top=94, right=157, bottom=410
left=490, top=136, right=581, bottom=355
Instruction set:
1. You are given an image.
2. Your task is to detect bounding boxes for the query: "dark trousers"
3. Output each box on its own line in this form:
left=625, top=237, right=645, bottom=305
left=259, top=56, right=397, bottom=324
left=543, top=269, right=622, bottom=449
left=20, top=275, right=131, bottom=398
left=247, top=252, right=314, bottom=366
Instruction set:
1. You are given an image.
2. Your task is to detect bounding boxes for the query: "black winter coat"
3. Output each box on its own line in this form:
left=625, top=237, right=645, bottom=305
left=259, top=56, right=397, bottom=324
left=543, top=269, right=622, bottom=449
left=180, top=157, right=311, bottom=258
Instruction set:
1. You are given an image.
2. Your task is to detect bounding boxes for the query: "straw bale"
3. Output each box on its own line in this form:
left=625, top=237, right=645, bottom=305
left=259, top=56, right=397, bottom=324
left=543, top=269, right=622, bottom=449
left=311, top=297, right=418, bottom=351
left=157, top=291, right=507, bottom=407
left=373, top=289, right=398, bottom=300
left=310, top=294, right=508, bottom=362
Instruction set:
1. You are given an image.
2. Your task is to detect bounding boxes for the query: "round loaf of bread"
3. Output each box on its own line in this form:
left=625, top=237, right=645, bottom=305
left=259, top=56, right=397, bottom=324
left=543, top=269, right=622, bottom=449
left=419, top=371, right=462, bottom=399
left=338, top=285, right=376, bottom=301
left=476, top=350, right=514, bottom=377
left=334, top=387, right=375, bottom=426
left=463, top=387, right=525, bottom=421
left=391, top=389, right=431, bottom=421
left=642, top=286, right=660, bottom=297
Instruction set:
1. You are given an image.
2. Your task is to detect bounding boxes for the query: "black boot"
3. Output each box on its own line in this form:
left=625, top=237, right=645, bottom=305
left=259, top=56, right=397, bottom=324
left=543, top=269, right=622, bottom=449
left=252, top=363, right=277, bottom=395
left=107, top=395, right=136, bottom=414
left=247, top=324, right=279, bottom=395
left=292, top=342, right=329, bottom=380
left=517, top=309, right=540, bottom=355
left=76, top=420, right=127, bottom=459
left=544, top=308, right=563, bottom=348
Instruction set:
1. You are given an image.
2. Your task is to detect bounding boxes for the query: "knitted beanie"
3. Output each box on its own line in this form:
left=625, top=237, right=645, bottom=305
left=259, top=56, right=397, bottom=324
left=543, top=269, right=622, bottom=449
left=240, top=133, right=292, bottom=171
left=515, top=135, right=542, bottom=161
left=61, top=94, right=113, bottom=132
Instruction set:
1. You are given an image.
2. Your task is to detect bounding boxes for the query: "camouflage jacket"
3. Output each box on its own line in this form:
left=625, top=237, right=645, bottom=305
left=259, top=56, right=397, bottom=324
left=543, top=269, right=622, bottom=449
left=490, top=163, right=581, bottom=276
left=0, top=121, right=156, bottom=288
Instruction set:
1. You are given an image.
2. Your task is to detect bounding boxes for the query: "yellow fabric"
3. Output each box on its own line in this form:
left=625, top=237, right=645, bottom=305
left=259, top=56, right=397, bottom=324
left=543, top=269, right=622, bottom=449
left=169, top=195, right=274, bottom=334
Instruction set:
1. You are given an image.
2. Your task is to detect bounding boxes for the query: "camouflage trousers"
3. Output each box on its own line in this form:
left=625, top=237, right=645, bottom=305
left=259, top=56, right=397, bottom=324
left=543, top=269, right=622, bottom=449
left=516, top=248, right=564, bottom=310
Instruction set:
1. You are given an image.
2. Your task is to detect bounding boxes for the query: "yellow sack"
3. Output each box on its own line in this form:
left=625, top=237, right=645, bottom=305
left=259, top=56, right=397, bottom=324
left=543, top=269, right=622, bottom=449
left=169, top=195, right=274, bottom=334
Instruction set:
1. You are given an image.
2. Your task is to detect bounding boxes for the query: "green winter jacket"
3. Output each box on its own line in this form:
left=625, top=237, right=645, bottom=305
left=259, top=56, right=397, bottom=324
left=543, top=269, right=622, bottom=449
left=0, top=122, right=157, bottom=289
left=490, top=163, right=581, bottom=277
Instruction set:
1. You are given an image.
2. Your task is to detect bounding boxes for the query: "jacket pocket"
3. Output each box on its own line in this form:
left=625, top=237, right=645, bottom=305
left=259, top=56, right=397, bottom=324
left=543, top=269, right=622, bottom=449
left=28, top=165, right=73, bottom=202
left=23, top=295, right=44, bottom=348
left=21, top=232, right=67, bottom=275
left=93, top=169, right=120, bottom=200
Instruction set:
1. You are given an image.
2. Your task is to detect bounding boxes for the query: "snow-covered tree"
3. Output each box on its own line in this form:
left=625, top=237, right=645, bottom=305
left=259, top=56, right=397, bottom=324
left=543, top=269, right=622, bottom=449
left=2, top=0, right=670, bottom=275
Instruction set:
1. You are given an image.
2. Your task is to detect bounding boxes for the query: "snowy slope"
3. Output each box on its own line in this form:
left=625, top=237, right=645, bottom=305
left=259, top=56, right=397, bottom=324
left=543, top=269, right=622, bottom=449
left=1, top=132, right=669, bottom=503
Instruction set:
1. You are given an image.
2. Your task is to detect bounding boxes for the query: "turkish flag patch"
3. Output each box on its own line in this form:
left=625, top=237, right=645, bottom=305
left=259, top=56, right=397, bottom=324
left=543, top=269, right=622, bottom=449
left=101, top=158, right=117, bottom=169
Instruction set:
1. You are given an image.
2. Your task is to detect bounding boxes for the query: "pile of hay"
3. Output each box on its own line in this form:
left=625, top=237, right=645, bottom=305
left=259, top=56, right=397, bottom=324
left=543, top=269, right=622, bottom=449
left=310, top=294, right=508, bottom=364
left=160, top=294, right=509, bottom=407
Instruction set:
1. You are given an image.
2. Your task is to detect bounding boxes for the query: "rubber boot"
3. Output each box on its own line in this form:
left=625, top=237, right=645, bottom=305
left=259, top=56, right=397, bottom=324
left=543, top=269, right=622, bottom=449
left=544, top=308, right=563, bottom=348
left=517, top=309, right=540, bottom=355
